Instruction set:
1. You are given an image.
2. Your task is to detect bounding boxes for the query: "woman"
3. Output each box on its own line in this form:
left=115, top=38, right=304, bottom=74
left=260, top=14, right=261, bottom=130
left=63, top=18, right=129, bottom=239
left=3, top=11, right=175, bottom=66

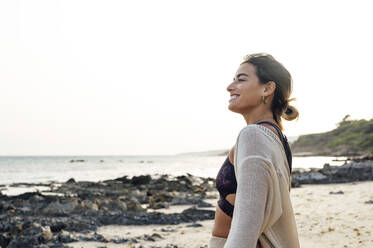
left=209, top=53, right=300, bottom=248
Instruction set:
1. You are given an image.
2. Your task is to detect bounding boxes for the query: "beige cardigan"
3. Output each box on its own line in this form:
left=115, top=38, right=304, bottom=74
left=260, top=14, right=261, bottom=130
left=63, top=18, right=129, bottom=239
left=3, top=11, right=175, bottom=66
left=222, top=124, right=300, bottom=248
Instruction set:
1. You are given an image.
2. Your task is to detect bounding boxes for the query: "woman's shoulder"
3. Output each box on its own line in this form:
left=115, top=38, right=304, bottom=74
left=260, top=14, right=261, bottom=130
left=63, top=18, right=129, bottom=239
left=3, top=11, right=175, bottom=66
left=237, top=124, right=272, bottom=141
left=234, top=124, right=283, bottom=161
left=237, top=124, right=282, bottom=145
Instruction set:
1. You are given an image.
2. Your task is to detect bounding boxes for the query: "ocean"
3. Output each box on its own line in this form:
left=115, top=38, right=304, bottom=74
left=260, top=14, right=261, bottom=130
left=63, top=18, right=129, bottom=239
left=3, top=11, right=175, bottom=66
left=0, top=155, right=347, bottom=186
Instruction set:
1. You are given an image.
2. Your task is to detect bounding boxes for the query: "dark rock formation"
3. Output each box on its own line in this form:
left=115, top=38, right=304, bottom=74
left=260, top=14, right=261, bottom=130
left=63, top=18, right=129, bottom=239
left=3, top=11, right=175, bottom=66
left=291, top=160, right=373, bottom=185
left=0, top=174, right=216, bottom=248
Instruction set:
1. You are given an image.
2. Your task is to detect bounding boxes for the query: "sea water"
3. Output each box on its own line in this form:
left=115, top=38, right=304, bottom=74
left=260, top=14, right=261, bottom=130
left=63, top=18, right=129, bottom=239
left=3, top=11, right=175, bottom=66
left=0, top=155, right=347, bottom=186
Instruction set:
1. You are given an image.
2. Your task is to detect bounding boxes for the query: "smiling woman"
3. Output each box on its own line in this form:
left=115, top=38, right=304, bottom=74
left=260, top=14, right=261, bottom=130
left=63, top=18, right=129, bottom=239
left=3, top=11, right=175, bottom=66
left=209, top=53, right=301, bottom=248
left=228, top=53, right=299, bottom=131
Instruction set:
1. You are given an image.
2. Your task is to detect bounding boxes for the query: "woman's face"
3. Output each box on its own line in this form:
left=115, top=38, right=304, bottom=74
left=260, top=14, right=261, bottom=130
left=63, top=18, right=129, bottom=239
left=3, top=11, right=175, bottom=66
left=226, top=63, right=265, bottom=114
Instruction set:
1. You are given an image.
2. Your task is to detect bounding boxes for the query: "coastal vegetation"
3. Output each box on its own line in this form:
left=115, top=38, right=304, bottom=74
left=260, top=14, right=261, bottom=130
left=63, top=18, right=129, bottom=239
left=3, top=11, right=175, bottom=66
left=291, top=115, right=373, bottom=156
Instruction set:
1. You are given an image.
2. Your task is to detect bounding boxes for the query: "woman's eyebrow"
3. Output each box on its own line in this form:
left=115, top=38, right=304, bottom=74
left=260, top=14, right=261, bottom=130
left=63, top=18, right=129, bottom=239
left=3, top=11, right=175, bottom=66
left=233, top=73, right=249, bottom=80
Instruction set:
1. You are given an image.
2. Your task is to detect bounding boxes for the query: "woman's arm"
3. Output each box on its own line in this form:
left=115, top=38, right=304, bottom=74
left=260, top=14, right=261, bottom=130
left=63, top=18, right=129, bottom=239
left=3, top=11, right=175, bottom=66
left=229, top=145, right=235, bottom=163
left=224, top=126, right=275, bottom=248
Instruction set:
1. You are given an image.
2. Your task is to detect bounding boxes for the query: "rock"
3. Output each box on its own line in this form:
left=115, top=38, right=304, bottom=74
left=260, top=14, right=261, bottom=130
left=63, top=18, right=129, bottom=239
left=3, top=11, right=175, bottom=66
left=197, top=200, right=212, bottom=208
left=332, top=161, right=373, bottom=182
left=10, top=223, right=23, bottom=235
left=150, top=233, right=163, bottom=240
left=181, top=207, right=215, bottom=221
left=21, top=223, right=41, bottom=236
left=79, top=232, right=107, bottom=242
left=41, top=226, right=53, bottom=241
left=16, top=192, right=44, bottom=201
left=29, top=193, right=45, bottom=204
left=291, top=171, right=329, bottom=184
left=186, top=223, right=203, bottom=227
left=114, top=175, right=131, bottom=184
left=149, top=192, right=173, bottom=203
left=0, top=232, right=12, bottom=248
left=69, top=160, right=85, bottom=163
left=170, top=193, right=202, bottom=205
left=81, top=199, right=99, bottom=211
left=321, top=164, right=339, bottom=176
left=148, top=196, right=170, bottom=209
left=49, top=222, right=67, bottom=233
left=176, top=175, right=192, bottom=185
left=163, top=244, right=179, bottom=248
left=160, top=228, right=176, bottom=232
left=5, top=203, right=16, bottom=212
left=111, top=237, right=129, bottom=244
left=112, top=199, right=128, bottom=212
left=329, top=190, right=344, bottom=194
left=66, top=178, right=76, bottom=184
left=131, top=175, right=152, bottom=185
left=42, top=199, right=80, bottom=214
left=143, top=233, right=163, bottom=242
left=126, top=197, right=144, bottom=212
left=291, top=179, right=301, bottom=188
left=7, top=235, right=40, bottom=248
left=291, top=160, right=373, bottom=185
left=7, top=224, right=53, bottom=248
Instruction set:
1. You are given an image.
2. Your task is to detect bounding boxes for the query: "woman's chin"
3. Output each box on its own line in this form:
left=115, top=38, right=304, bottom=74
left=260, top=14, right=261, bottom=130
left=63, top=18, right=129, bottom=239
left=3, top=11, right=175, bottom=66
left=228, top=104, right=241, bottom=113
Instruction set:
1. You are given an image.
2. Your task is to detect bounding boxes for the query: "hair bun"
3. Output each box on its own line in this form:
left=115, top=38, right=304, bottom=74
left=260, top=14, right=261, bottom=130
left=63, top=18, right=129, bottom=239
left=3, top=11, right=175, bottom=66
left=285, top=106, right=293, bottom=115
left=282, top=98, right=299, bottom=121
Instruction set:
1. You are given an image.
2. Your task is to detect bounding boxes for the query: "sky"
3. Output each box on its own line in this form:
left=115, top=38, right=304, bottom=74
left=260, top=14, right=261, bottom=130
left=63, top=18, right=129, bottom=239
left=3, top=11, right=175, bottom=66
left=1, top=0, right=372, bottom=156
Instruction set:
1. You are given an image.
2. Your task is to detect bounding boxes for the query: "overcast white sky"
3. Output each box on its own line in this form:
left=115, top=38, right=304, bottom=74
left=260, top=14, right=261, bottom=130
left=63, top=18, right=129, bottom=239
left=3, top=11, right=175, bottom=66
left=1, top=0, right=372, bottom=156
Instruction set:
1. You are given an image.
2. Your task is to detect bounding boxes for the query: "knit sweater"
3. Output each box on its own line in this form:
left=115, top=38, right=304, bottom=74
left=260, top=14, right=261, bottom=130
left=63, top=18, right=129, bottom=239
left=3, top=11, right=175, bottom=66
left=222, top=124, right=300, bottom=248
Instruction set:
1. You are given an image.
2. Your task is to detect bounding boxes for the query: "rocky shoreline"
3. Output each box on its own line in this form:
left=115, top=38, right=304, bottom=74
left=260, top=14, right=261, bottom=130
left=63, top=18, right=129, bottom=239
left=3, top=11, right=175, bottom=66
left=0, top=174, right=216, bottom=248
left=291, top=158, right=373, bottom=187
left=1, top=159, right=373, bottom=248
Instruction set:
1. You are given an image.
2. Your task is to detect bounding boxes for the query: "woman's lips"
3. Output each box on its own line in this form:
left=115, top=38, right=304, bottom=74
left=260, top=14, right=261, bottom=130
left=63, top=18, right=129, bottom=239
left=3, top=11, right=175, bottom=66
left=229, top=94, right=239, bottom=102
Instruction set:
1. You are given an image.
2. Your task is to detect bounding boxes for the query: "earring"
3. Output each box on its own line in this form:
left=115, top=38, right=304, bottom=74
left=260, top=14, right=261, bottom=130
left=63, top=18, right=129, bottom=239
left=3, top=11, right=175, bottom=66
left=262, top=96, right=267, bottom=104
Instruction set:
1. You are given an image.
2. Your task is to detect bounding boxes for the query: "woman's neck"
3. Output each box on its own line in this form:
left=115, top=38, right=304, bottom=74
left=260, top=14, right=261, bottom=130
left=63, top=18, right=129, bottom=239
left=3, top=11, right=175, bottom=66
left=242, top=109, right=275, bottom=125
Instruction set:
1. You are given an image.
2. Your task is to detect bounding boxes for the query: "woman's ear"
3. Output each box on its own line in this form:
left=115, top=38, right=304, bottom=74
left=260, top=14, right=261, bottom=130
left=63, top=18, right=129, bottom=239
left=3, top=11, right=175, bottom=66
left=263, top=81, right=276, bottom=96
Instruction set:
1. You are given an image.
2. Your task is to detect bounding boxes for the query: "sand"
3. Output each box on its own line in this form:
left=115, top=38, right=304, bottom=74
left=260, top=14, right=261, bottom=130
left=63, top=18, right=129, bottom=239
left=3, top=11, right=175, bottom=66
left=69, top=181, right=373, bottom=248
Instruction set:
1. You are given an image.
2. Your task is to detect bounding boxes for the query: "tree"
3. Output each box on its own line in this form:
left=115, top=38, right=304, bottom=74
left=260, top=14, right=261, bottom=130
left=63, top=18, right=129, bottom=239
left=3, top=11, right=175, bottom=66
left=337, top=114, right=352, bottom=127
left=342, top=114, right=351, bottom=122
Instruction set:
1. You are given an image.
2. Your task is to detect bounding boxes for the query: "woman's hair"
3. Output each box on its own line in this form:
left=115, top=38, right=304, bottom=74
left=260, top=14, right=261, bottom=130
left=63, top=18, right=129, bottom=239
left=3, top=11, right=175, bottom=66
left=240, top=53, right=299, bottom=131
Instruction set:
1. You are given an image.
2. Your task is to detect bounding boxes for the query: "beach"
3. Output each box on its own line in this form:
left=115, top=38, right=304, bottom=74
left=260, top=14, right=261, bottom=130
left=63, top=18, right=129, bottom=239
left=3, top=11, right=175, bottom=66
left=1, top=157, right=372, bottom=248
left=65, top=181, right=373, bottom=248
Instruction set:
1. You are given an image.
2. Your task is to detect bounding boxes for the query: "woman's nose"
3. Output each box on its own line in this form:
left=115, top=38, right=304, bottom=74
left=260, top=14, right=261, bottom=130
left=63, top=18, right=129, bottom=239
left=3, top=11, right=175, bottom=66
left=226, top=81, right=235, bottom=92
